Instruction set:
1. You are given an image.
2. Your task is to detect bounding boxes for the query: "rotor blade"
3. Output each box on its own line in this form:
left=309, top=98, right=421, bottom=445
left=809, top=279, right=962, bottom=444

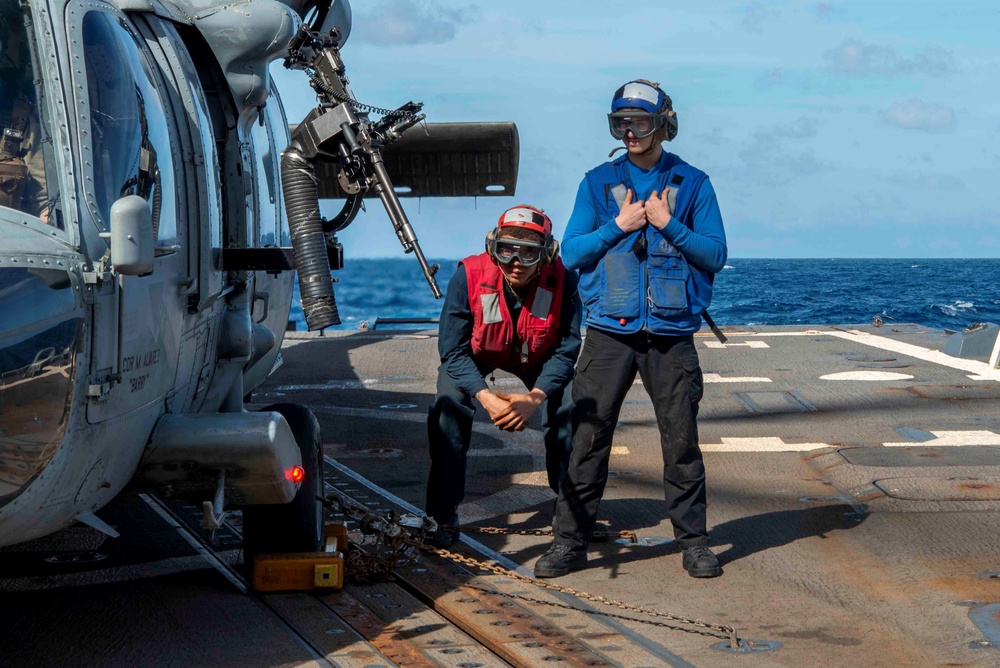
left=307, top=121, right=519, bottom=199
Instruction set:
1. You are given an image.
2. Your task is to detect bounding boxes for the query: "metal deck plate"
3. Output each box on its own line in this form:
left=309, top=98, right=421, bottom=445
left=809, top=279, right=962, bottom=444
left=874, top=477, right=1000, bottom=501
left=841, top=446, right=1000, bottom=468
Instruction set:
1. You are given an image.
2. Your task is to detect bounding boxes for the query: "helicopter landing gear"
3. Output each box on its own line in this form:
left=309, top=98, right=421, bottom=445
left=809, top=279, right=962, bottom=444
left=242, top=403, right=325, bottom=566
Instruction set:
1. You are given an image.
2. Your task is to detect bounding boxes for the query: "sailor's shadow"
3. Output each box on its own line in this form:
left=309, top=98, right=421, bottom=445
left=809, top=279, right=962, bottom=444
left=710, top=504, right=867, bottom=565
left=580, top=502, right=867, bottom=573
left=496, top=500, right=866, bottom=577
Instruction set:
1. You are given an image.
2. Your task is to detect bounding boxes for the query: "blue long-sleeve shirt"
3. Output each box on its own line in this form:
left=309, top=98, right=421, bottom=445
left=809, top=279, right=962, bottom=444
left=562, top=152, right=727, bottom=274
left=438, top=264, right=581, bottom=398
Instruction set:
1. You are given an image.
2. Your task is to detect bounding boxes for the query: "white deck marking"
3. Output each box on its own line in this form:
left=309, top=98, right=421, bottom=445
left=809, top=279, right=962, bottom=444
left=611, top=446, right=630, bottom=455
left=709, top=329, right=1000, bottom=381
left=703, top=340, right=770, bottom=349
left=823, top=330, right=1000, bottom=382
left=703, top=373, right=772, bottom=383
left=701, top=437, right=831, bottom=452
left=883, top=430, right=1000, bottom=447
left=819, top=371, right=914, bottom=381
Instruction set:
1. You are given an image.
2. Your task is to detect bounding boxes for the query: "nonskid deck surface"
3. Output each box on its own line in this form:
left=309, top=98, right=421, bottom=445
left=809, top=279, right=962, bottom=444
left=251, top=323, right=1000, bottom=666
left=1, top=324, right=997, bottom=667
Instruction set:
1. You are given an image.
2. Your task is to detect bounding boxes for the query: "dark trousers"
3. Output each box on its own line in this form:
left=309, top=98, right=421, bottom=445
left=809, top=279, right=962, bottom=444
left=425, top=368, right=574, bottom=524
left=552, top=327, right=708, bottom=550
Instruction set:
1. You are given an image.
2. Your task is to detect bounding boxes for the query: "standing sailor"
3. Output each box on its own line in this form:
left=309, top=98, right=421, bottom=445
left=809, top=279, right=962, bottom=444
left=535, top=80, right=728, bottom=579
left=425, top=205, right=582, bottom=547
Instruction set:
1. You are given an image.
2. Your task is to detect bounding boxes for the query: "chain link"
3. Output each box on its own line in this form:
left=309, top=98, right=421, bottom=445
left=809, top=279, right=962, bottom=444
left=325, top=493, right=740, bottom=648
left=309, top=74, right=415, bottom=121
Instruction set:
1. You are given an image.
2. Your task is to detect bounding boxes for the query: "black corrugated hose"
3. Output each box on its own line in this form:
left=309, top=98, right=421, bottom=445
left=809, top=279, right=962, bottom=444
left=280, top=146, right=340, bottom=329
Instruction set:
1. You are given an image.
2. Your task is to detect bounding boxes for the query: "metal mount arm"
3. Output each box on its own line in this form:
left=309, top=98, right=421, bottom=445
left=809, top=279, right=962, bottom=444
left=285, top=24, right=441, bottom=298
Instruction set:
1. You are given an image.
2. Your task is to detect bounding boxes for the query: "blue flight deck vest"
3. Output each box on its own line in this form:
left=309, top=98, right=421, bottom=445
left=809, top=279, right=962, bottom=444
left=580, top=153, right=712, bottom=335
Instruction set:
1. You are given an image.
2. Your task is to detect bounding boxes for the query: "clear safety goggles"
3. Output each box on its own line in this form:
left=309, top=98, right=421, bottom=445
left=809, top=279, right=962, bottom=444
left=488, top=237, right=546, bottom=266
left=608, top=112, right=665, bottom=140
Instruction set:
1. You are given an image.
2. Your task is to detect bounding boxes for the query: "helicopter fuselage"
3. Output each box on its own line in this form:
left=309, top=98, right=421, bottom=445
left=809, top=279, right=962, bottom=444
left=0, top=0, right=308, bottom=546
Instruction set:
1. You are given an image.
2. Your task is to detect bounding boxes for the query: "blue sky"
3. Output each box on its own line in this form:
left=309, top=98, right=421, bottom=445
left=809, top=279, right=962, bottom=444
left=271, top=0, right=1000, bottom=259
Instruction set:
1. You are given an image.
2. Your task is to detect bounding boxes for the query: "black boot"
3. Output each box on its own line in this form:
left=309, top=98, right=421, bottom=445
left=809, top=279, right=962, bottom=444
left=428, top=516, right=460, bottom=548
left=534, top=543, right=587, bottom=578
left=682, top=546, right=722, bottom=578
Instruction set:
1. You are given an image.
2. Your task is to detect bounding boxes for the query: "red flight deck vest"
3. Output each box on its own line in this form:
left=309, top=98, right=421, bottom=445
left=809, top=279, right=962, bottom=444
left=461, top=252, right=566, bottom=372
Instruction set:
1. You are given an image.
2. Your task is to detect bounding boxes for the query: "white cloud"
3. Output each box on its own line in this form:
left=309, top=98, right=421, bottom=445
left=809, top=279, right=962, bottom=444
left=824, top=40, right=958, bottom=77
left=880, top=99, right=956, bottom=132
left=355, top=0, right=481, bottom=46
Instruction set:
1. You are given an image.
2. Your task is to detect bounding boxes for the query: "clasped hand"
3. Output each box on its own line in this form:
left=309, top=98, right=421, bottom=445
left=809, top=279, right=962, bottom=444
left=477, top=389, right=543, bottom=432
left=614, top=189, right=672, bottom=232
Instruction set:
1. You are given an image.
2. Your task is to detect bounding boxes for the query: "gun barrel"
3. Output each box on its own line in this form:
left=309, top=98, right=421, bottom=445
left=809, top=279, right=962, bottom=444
left=369, top=153, right=442, bottom=299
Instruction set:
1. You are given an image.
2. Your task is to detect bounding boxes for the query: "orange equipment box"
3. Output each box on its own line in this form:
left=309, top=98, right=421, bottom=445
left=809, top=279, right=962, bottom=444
left=252, top=552, right=345, bottom=592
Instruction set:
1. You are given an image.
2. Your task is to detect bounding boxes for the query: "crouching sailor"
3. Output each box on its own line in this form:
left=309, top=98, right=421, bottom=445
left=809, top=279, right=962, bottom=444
left=425, top=205, right=582, bottom=547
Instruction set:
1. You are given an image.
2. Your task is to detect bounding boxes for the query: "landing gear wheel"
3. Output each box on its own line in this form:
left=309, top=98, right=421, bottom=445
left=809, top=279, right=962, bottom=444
left=242, top=403, right=325, bottom=566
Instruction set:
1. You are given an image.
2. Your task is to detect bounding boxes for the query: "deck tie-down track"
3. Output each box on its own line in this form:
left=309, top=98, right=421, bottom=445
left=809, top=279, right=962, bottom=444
left=319, top=456, right=776, bottom=665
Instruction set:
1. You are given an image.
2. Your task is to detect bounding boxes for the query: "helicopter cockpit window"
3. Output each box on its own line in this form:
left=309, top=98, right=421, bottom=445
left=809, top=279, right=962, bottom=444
left=80, top=11, right=176, bottom=241
left=0, top=266, right=79, bottom=509
left=0, top=3, right=60, bottom=228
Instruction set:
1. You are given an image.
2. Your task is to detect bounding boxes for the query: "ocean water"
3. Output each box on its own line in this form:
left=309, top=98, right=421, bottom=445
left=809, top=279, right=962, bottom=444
left=290, top=258, right=1000, bottom=333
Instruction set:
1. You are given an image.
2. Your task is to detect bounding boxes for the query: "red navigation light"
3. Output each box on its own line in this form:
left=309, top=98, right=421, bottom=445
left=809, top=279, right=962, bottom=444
left=290, top=465, right=306, bottom=484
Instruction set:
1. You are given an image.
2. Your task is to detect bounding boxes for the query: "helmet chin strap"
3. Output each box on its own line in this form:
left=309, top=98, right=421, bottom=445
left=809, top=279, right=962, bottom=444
left=609, top=136, right=662, bottom=159
left=638, top=142, right=659, bottom=157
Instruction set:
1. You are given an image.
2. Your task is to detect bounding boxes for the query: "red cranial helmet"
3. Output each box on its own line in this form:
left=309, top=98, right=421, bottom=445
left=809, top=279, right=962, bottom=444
left=496, top=205, right=552, bottom=238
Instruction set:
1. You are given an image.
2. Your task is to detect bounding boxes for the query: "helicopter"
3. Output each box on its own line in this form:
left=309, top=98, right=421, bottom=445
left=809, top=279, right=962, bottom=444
left=0, top=0, right=518, bottom=559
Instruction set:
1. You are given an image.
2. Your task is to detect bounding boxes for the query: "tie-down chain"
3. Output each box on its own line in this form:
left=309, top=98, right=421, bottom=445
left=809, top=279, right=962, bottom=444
left=322, top=492, right=743, bottom=650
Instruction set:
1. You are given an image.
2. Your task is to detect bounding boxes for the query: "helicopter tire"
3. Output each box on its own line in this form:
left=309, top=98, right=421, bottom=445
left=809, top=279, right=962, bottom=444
left=241, top=403, right=324, bottom=566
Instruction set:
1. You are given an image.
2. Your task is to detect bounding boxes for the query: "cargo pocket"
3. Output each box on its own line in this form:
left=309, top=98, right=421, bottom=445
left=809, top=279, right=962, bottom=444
left=647, top=241, right=689, bottom=314
left=679, top=344, right=703, bottom=404
left=601, top=251, right=640, bottom=318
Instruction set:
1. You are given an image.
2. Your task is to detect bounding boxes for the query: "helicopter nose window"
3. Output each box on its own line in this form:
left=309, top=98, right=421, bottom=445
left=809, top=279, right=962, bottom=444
left=0, top=266, right=80, bottom=509
left=0, top=4, right=60, bottom=227
left=79, top=10, right=176, bottom=241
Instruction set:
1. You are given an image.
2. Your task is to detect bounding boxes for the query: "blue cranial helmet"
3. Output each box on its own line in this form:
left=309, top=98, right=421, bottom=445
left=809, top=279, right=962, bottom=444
left=608, top=80, right=678, bottom=141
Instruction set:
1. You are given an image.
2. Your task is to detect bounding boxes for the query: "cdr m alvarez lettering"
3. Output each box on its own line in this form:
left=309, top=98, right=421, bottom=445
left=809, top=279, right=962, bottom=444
left=121, top=348, right=162, bottom=392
